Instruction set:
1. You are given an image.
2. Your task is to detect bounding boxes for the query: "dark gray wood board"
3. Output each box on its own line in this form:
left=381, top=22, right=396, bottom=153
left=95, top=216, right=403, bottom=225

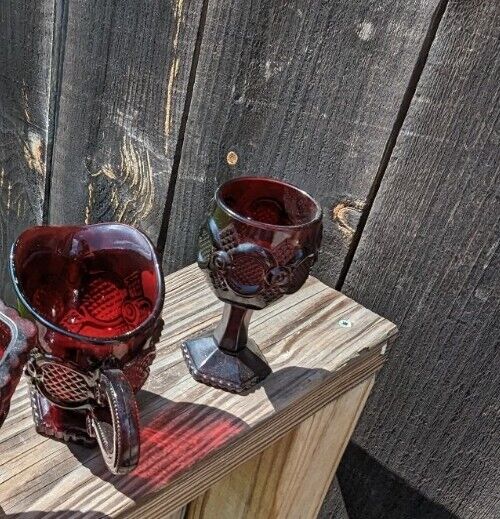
left=48, top=0, right=203, bottom=242
left=0, top=1, right=55, bottom=302
left=161, top=0, right=441, bottom=281
left=338, top=1, right=500, bottom=517
left=318, top=478, right=350, bottom=519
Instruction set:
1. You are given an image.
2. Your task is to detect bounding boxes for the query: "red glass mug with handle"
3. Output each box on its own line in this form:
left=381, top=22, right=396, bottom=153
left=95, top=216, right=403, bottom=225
left=10, top=223, right=164, bottom=474
left=182, top=176, right=323, bottom=392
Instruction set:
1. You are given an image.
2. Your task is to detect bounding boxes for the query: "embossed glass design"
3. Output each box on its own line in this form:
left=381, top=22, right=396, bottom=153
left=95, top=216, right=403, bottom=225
left=182, top=177, right=322, bottom=392
left=0, top=300, right=37, bottom=428
left=10, top=223, right=165, bottom=474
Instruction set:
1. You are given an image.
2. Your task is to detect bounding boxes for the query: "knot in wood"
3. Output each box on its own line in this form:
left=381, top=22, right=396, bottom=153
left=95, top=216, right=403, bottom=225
left=226, top=150, right=238, bottom=166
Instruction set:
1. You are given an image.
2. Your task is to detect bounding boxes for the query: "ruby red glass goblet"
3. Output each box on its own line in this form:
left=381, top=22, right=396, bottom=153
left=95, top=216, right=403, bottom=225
left=182, top=177, right=322, bottom=392
left=10, top=223, right=164, bottom=474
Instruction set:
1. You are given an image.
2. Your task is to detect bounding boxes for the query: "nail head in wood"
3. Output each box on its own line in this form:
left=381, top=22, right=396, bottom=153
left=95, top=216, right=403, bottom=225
left=338, top=318, right=352, bottom=328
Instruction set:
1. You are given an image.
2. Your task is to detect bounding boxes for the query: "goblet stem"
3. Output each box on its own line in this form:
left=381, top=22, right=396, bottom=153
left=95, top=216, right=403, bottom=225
left=182, top=302, right=270, bottom=391
left=213, top=304, right=253, bottom=353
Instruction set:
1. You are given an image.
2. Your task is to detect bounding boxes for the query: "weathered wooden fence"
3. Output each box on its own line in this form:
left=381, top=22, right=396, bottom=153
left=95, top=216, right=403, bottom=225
left=0, top=0, right=498, bottom=517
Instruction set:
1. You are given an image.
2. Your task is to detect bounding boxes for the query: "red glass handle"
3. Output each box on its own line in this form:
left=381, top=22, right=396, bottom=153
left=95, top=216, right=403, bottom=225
left=91, top=368, right=140, bottom=475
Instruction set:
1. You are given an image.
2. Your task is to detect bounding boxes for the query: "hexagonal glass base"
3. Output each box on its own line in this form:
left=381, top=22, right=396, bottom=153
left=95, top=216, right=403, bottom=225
left=182, top=336, right=271, bottom=393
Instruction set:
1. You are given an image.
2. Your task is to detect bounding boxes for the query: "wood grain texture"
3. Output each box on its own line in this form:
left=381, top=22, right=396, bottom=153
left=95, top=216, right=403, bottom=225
left=0, top=264, right=396, bottom=518
left=337, top=1, right=500, bottom=518
left=48, top=0, right=203, bottom=241
left=162, top=0, right=440, bottom=282
left=187, top=377, right=372, bottom=519
left=0, top=1, right=55, bottom=302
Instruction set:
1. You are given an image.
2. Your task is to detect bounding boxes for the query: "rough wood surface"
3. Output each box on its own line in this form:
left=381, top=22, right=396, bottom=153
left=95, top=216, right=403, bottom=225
left=337, top=1, right=500, bottom=518
left=162, top=0, right=440, bottom=282
left=0, top=264, right=395, bottom=518
left=0, top=1, right=55, bottom=302
left=48, top=0, right=203, bottom=241
left=318, top=478, right=350, bottom=519
left=187, top=377, right=372, bottom=519
left=165, top=508, right=186, bottom=519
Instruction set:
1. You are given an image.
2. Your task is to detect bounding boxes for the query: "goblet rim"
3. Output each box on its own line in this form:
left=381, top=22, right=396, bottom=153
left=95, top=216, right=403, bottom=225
left=215, top=176, right=322, bottom=231
left=9, top=222, right=165, bottom=346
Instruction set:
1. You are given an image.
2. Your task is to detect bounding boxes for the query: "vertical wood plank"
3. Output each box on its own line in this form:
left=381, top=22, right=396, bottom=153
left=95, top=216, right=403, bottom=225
left=162, top=0, right=440, bottom=281
left=318, top=479, right=350, bottom=519
left=166, top=507, right=186, bottom=519
left=48, top=0, right=204, bottom=242
left=186, top=377, right=373, bottom=519
left=0, top=1, right=56, bottom=302
left=338, top=1, right=500, bottom=518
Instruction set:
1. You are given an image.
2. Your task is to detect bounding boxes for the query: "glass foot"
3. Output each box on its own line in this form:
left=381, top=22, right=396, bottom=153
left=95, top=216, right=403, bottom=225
left=29, top=384, right=96, bottom=446
left=182, top=336, right=272, bottom=392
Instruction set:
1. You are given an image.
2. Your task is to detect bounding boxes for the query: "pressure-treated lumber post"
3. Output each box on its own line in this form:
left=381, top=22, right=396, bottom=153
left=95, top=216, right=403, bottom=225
left=188, top=377, right=373, bottom=519
left=0, top=264, right=396, bottom=518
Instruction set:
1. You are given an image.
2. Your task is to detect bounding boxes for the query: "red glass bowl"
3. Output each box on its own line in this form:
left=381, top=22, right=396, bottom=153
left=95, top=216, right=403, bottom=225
left=0, top=300, right=37, bottom=427
left=10, top=223, right=165, bottom=351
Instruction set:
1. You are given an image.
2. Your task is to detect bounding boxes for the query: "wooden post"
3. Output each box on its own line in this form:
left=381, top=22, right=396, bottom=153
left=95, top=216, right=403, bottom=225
left=188, top=377, right=373, bottom=519
left=0, top=265, right=396, bottom=517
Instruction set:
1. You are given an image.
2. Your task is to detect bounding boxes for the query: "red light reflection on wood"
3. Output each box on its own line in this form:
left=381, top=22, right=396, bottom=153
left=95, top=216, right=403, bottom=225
left=132, top=401, right=248, bottom=491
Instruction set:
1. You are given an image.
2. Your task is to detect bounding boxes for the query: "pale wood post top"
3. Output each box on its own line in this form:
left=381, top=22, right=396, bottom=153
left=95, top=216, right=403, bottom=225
left=0, top=264, right=397, bottom=518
